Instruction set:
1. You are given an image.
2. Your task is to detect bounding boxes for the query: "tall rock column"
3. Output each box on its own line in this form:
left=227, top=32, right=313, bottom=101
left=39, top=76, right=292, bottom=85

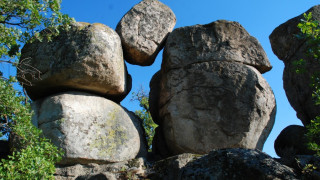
left=150, top=20, right=276, bottom=156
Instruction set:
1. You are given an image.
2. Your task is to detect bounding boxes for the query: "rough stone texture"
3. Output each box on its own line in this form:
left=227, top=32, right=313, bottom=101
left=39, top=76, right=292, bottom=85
left=274, top=125, right=315, bottom=158
left=158, top=61, right=276, bottom=155
left=18, top=22, right=129, bottom=102
left=55, top=158, right=148, bottom=180
left=178, top=149, right=298, bottom=180
left=55, top=149, right=300, bottom=180
left=162, top=20, right=272, bottom=74
left=149, top=71, right=161, bottom=125
left=269, top=5, right=320, bottom=125
left=32, top=91, right=147, bottom=165
left=116, top=0, right=176, bottom=66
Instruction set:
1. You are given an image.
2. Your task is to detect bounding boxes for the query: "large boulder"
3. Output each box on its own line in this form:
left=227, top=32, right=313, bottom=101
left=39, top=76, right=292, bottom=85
left=269, top=5, right=320, bottom=125
left=32, top=91, right=147, bottom=165
left=151, top=149, right=298, bottom=180
left=116, top=0, right=176, bottom=66
left=162, top=20, right=272, bottom=74
left=274, top=125, right=315, bottom=158
left=18, top=22, right=129, bottom=102
left=158, top=61, right=276, bottom=155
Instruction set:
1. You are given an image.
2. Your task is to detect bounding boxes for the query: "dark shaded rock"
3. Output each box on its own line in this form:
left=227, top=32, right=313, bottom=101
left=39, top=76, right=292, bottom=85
left=151, top=149, right=298, bottom=180
left=269, top=5, right=320, bottom=125
left=116, top=0, right=176, bottom=66
left=274, top=125, right=315, bottom=158
left=18, top=22, right=129, bottom=102
left=151, top=126, right=171, bottom=159
left=179, top=149, right=298, bottom=180
left=149, top=71, right=161, bottom=125
left=163, top=20, right=272, bottom=74
left=158, top=61, right=276, bottom=155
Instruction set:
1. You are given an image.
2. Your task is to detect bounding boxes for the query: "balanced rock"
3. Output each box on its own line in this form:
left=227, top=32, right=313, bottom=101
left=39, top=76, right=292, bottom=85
left=274, top=125, right=314, bottom=158
left=162, top=20, right=272, bottom=74
left=158, top=61, right=276, bottom=154
left=116, top=0, right=176, bottom=66
left=32, top=91, right=147, bottom=165
left=18, top=22, right=129, bottom=102
left=269, top=5, right=320, bottom=125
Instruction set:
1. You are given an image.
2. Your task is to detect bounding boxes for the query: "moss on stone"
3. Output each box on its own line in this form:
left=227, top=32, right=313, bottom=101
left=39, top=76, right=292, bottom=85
left=89, top=106, right=128, bottom=158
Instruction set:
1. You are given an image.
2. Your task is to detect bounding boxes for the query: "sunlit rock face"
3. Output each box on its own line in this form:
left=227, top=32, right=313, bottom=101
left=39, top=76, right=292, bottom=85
left=116, top=0, right=176, bottom=66
left=18, top=22, right=129, bottom=102
left=32, top=91, right=147, bottom=165
left=150, top=20, right=276, bottom=156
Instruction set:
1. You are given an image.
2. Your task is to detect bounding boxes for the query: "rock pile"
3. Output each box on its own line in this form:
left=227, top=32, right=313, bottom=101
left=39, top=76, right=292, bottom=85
left=17, top=0, right=282, bottom=178
left=150, top=20, right=276, bottom=156
left=270, top=5, right=320, bottom=158
left=18, top=22, right=149, bottom=165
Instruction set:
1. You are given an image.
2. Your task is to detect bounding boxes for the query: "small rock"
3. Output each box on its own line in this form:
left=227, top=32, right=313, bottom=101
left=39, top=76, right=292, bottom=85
left=116, top=0, right=176, bottom=66
left=274, top=125, right=315, bottom=158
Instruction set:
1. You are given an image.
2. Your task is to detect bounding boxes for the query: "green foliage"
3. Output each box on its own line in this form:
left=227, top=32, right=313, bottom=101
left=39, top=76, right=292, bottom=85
left=131, top=88, right=158, bottom=151
left=0, top=77, right=63, bottom=179
left=297, top=12, right=320, bottom=156
left=0, top=0, right=73, bottom=179
left=0, top=0, right=74, bottom=61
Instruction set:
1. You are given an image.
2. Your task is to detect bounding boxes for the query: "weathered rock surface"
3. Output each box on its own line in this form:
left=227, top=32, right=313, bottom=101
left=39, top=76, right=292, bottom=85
left=116, top=0, right=176, bottom=66
left=32, top=91, right=147, bottom=165
left=176, top=149, right=298, bottom=180
left=158, top=61, right=276, bottom=155
left=269, top=5, right=320, bottom=125
left=163, top=20, right=272, bottom=73
left=55, top=149, right=299, bottom=180
left=18, top=22, right=129, bottom=102
left=55, top=158, right=148, bottom=180
left=274, top=125, right=314, bottom=158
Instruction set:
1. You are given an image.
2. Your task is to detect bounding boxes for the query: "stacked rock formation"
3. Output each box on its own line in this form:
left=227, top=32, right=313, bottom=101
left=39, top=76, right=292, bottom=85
left=18, top=0, right=278, bottom=172
left=18, top=22, right=149, bottom=165
left=270, top=5, right=320, bottom=158
left=150, top=20, right=276, bottom=156
left=17, top=0, right=176, bottom=165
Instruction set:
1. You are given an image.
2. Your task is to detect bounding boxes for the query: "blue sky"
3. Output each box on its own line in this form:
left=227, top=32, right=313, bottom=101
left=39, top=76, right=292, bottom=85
left=55, top=0, right=318, bottom=157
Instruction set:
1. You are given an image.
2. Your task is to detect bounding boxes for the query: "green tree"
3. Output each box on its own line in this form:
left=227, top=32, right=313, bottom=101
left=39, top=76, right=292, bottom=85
left=131, top=88, right=158, bottom=151
left=0, top=0, right=73, bottom=179
left=297, top=12, right=320, bottom=156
